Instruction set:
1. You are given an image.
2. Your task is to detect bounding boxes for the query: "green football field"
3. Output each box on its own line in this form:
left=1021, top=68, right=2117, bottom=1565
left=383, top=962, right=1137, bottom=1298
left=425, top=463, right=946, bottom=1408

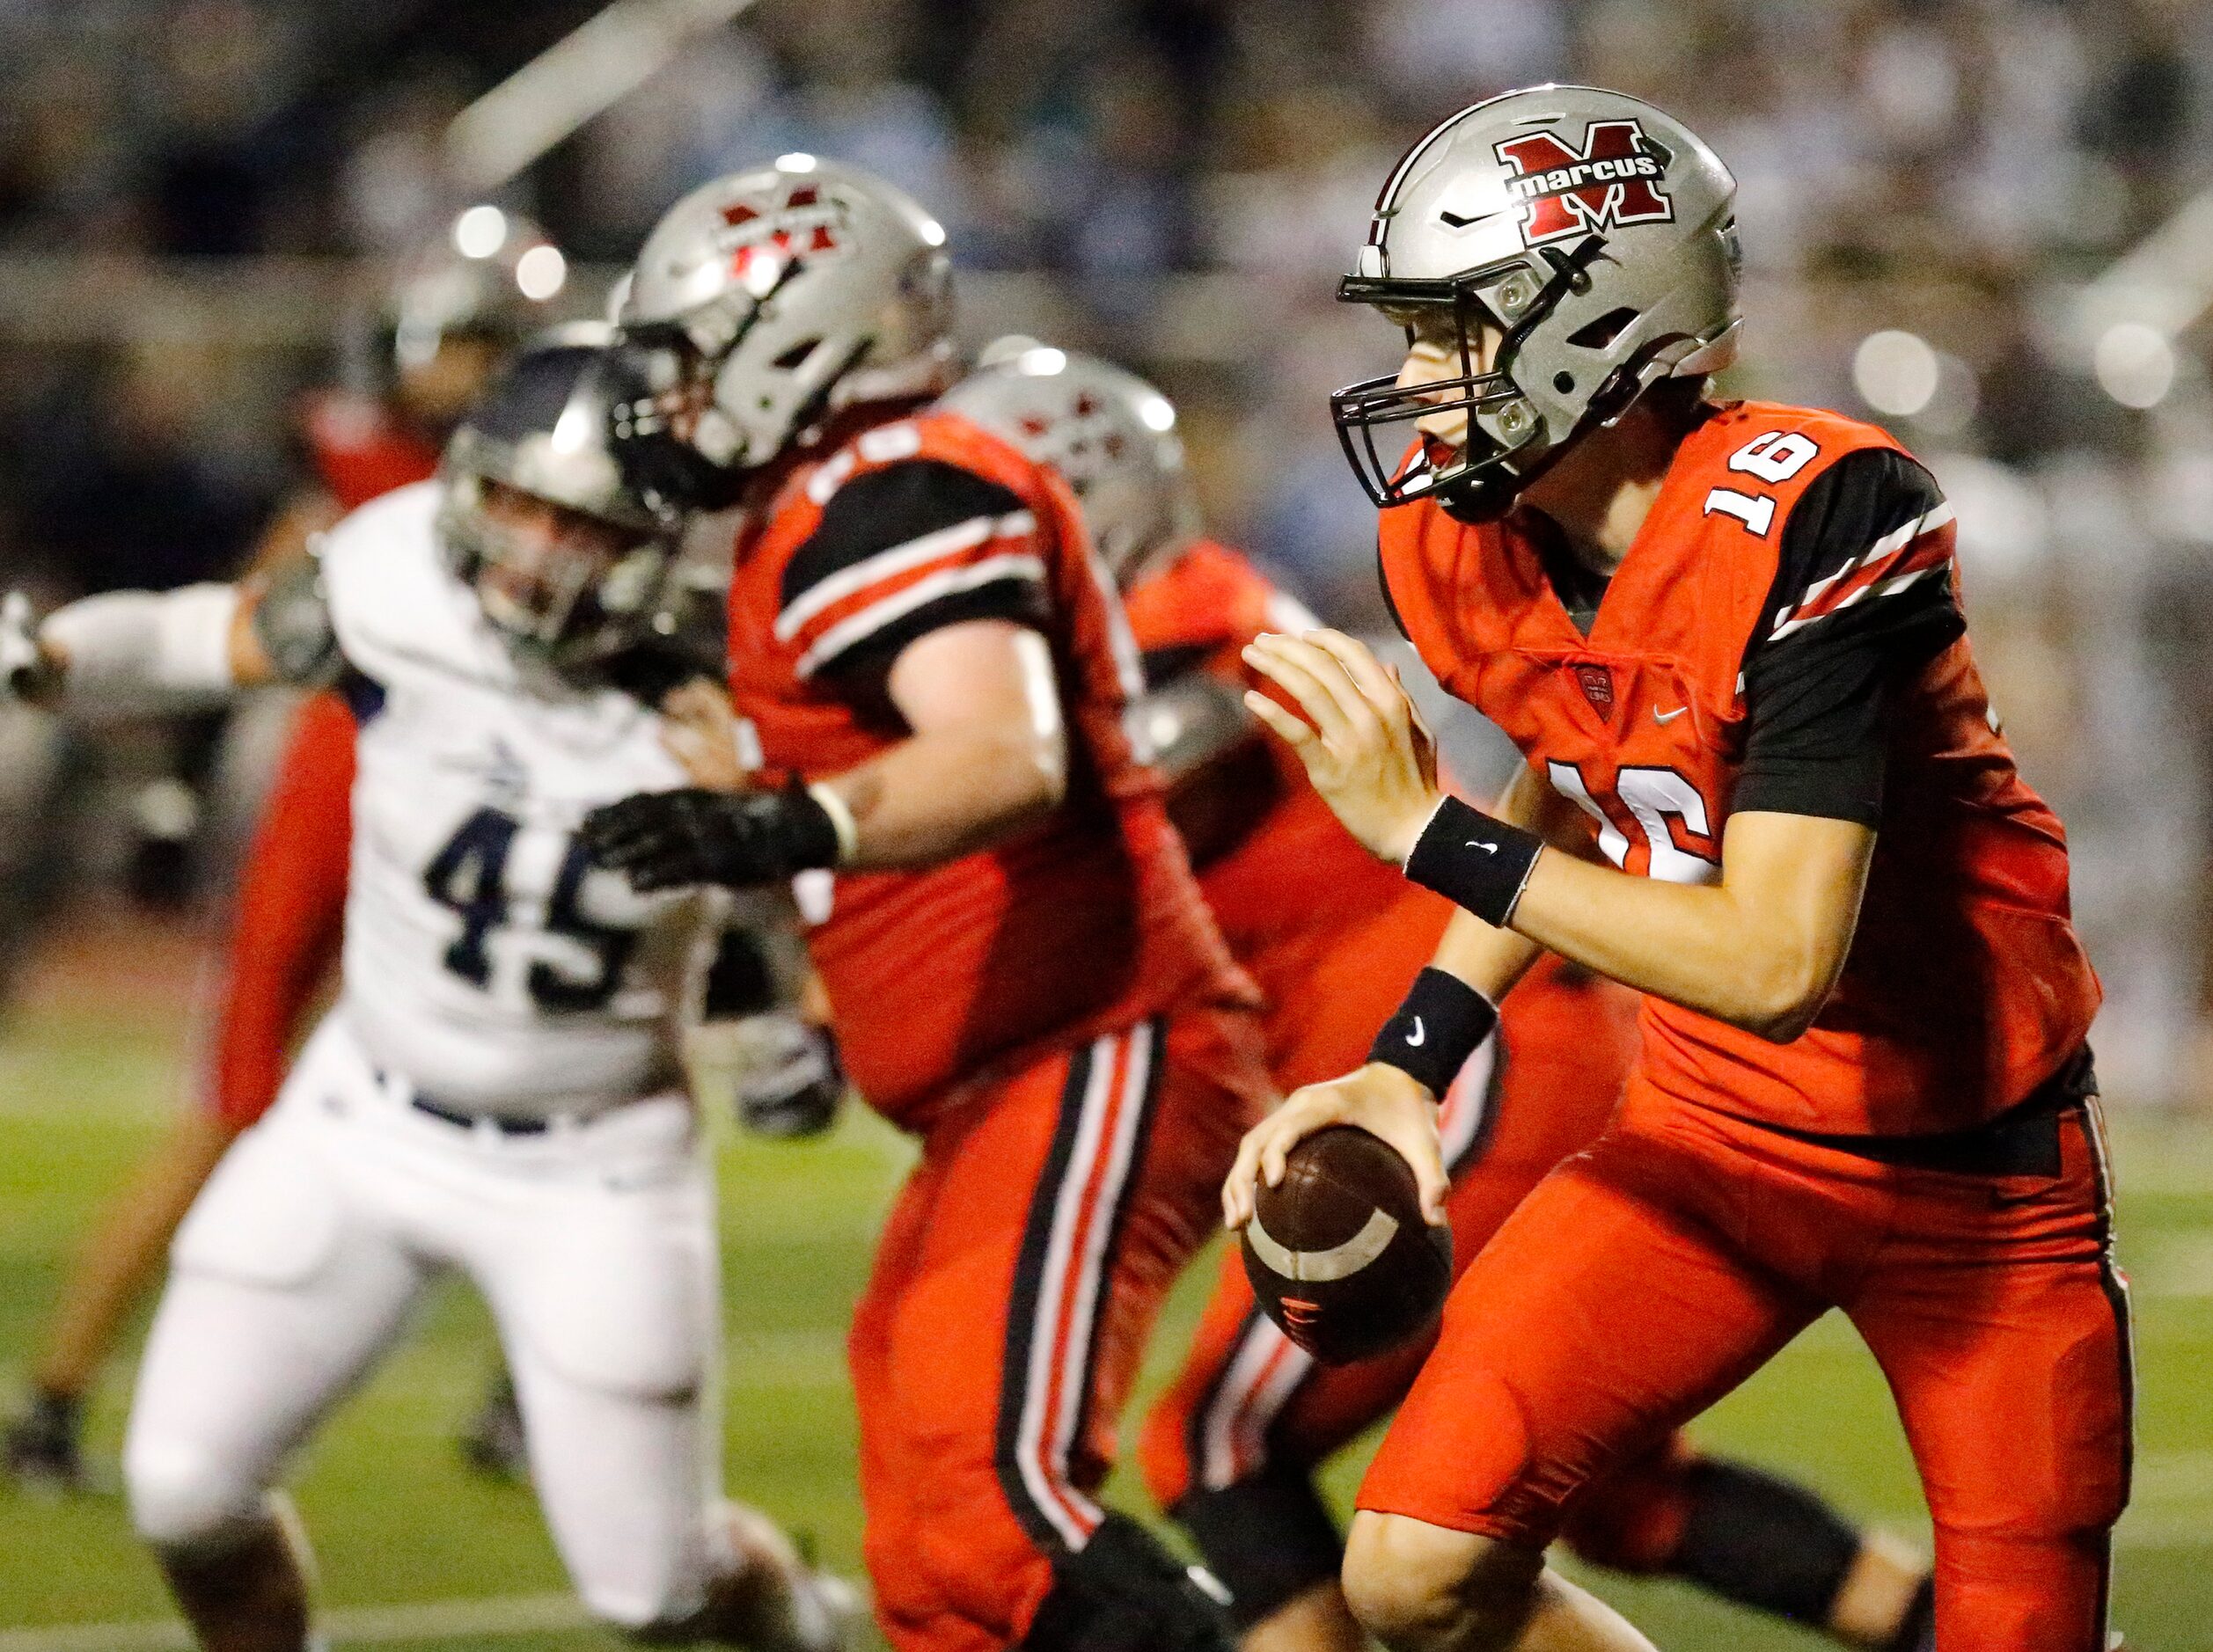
left=1, top=992, right=2209, bottom=1650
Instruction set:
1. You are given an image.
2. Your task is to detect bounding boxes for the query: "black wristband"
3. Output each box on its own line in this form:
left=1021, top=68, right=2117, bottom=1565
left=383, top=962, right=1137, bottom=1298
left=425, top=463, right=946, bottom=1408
left=1403, top=795, right=1543, bottom=927
left=1367, top=968, right=1499, bottom=1097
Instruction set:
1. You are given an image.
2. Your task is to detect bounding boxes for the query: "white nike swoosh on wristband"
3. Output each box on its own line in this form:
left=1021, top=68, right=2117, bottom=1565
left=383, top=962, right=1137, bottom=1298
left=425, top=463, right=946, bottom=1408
left=1466, top=840, right=1498, bottom=852
left=1406, top=1017, right=1425, bottom=1047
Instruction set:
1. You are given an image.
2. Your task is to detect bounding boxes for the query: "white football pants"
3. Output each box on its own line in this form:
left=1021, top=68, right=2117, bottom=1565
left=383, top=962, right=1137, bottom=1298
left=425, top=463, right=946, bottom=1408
left=123, top=1012, right=730, bottom=1631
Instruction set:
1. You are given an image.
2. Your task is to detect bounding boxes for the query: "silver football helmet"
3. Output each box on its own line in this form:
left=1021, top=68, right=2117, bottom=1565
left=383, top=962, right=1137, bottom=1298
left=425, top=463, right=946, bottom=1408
left=1333, top=84, right=1740, bottom=520
left=622, top=156, right=955, bottom=488
left=391, top=205, right=568, bottom=374
left=940, top=340, right=1200, bottom=588
left=438, top=327, right=694, bottom=672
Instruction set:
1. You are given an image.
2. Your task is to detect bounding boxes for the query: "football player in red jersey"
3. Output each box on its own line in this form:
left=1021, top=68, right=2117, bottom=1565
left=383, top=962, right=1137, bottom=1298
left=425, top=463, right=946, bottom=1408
left=945, top=344, right=1935, bottom=1652
left=1224, top=88, right=2122, bottom=1652
left=582, top=159, right=1274, bottom=1652
left=251, top=207, right=572, bottom=575
left=4, top=211, right=565, bottom=1488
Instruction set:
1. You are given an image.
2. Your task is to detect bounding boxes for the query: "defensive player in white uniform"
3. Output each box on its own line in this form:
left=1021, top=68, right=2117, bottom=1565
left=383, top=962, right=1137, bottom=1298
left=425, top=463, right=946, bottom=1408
left=2, top=334, right=851, bottom=1652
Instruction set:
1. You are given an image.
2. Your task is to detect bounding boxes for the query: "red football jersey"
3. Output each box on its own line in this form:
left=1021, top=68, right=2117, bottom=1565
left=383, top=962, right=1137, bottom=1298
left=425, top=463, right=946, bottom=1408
left=202, top=691, right=356, bottom=1126
left=300, top=390, right=440, bottom=512
left=1122, top=542, right=1442, bottom=1007
left=726, top=410, right=1249, bottom=1125
left=1381, top=400, right=2099, bottom=1136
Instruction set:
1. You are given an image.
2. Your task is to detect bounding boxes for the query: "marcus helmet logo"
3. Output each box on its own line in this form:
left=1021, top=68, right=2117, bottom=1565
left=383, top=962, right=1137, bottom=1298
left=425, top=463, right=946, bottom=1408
left=1018, top=391, right=1127, bottom=486
left=1493, top=120, right=1674, bottom=248
left=716, top=181, right=848, bottom=286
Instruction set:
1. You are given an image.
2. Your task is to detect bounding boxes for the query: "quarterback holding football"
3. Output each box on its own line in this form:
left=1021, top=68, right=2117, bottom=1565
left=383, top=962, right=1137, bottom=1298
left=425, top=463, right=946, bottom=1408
left=949, top=342, right=1938, bottom=1652
left=1228, top=85, right=2124, bottom=1652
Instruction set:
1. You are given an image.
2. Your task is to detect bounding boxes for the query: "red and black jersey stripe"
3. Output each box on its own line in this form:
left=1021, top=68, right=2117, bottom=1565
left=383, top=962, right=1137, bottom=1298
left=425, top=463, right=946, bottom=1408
left=774, top=459, right=1051, bottom=683
left=1736, top=450, right=1966, bottom=825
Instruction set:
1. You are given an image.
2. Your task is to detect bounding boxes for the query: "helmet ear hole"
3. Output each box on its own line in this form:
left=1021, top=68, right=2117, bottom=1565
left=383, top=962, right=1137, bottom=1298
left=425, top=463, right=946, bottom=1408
left=1565, top=307, right=1639, bottom=351
left=773, top=337, right=822, bottom=370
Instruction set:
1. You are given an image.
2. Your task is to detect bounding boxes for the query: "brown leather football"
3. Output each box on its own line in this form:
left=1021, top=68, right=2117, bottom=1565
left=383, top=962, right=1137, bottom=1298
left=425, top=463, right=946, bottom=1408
left=1240, top=1124, right=1454, bottom=1364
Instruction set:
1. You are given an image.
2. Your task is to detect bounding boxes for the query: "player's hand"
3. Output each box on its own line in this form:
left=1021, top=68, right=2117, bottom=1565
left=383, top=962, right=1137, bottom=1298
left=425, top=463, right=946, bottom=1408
left=1241, top=629, right=1440, bottom=865
left=685, top=1011, right=846, bottom=1138
left=0, top=594, right=56, bottom=702
left=660, top=677, right=751, bottom=791
left=582, top=786, right=839, bottom=892
left=734, top=1014, right=846, bottom=1138
left=1223, top=1062, right=1449, bottom=1232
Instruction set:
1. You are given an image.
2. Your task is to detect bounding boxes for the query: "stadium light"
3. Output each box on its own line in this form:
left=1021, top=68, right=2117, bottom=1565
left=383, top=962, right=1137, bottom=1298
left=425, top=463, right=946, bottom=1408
left=1852, top=330, right=1940, bottom=417
left=516, top=244, right=568, bottom=301
left=453, top=205, right=509, bottom=259
left=2092, top=321, right=2176, bottom=409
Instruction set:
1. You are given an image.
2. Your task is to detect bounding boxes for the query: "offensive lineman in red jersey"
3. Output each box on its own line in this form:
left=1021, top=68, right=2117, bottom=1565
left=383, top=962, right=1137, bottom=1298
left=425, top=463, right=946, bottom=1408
left=582, top=160, right=1272, bottom=1652
left=942, top=345, right=1934, bottom=1652
left=3, top=215, right=563, bottom=1485
left=1224, top=87, right=2122, bottom=1652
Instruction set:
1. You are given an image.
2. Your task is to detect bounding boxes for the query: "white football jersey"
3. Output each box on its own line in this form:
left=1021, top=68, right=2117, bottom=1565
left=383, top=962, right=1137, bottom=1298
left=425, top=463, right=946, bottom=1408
left=319, top=481, right=713, bottom=1115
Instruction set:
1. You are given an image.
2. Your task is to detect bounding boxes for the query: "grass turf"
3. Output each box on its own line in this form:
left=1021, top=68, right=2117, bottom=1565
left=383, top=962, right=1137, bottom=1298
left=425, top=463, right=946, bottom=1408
left=0, top=997, right=2209, bottom=1648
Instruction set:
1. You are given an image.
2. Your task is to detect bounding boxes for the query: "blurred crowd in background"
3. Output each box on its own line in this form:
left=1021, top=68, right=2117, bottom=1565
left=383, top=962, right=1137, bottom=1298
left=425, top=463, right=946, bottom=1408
left=3, top=0, right=2213, bottom=1103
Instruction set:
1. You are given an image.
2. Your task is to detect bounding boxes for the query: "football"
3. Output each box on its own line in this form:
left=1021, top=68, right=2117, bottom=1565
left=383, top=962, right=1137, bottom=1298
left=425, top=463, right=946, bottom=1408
left=1241, top=1125, right=1454, bottom=1364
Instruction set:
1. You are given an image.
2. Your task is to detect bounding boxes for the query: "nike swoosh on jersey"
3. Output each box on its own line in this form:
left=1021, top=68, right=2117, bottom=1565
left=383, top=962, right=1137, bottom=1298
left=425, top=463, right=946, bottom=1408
left=1407, top=1016, right=1426, bottom=1047
left=1654, top=705, right=1689, bottom=724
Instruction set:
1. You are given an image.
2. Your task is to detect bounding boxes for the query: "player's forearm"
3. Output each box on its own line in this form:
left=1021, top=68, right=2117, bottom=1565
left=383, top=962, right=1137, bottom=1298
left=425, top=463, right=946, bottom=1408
left=819, top=721, right=1066, bottom=871
left=1505, top=814, right=1871, bottom=1041
left=26, top=583, right=271, bottom=713
left=1426, top=906, right=1544, bottom=1005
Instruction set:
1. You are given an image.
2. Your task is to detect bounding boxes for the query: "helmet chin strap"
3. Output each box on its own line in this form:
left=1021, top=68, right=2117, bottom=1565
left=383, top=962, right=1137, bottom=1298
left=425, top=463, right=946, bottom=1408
left=1438, top=442, right=1562, bottom=525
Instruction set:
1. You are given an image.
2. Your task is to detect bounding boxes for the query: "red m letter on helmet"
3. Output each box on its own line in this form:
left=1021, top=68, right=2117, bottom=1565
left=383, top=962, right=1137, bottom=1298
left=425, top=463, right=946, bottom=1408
left=1494, top=121, right=1674, bottom=246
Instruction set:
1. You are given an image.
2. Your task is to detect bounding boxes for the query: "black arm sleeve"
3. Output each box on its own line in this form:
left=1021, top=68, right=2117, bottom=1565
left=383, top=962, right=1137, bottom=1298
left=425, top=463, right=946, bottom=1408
left=1734, top=450, right=1964, bottom=825
left=780, top=459, right=1051, bottom=687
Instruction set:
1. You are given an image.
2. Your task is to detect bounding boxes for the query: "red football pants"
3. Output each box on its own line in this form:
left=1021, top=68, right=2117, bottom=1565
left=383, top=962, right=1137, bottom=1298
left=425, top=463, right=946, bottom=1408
left=849, top=1006, right=1269, bottom=1652
left=1139, top=955, right=1654, bottom=1546
left=1360, top=1086, right=2132, bottom=1652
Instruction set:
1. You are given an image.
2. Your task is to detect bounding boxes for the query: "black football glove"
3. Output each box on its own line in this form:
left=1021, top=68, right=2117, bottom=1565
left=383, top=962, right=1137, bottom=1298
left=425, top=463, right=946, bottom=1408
left=731, top=1013, right=847, bottom=1139
left=581, top=786, right=841, bottom=892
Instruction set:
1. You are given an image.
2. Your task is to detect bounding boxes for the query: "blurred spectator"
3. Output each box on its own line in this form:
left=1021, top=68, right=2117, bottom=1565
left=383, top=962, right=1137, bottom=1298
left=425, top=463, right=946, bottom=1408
left=1364, top=0, right=1565, bottom=114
